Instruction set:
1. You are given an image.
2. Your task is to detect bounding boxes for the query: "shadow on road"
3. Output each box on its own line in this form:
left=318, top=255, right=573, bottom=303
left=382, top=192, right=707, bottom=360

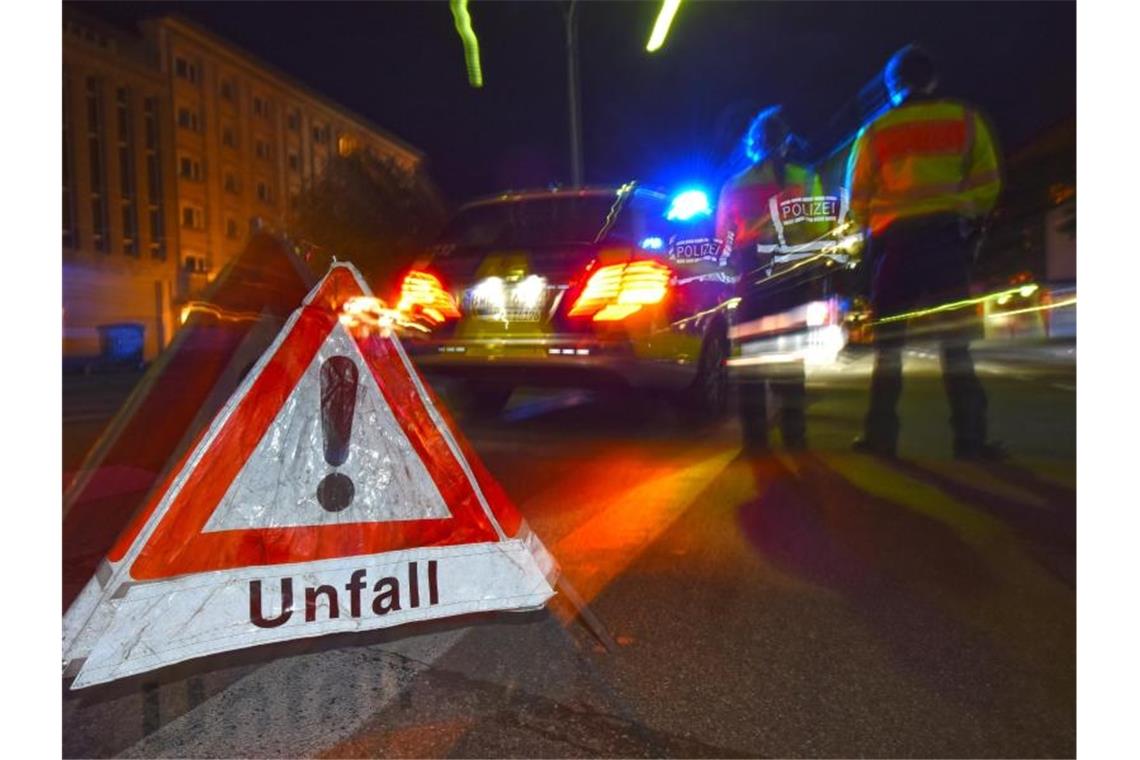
left=888, top=457, right=1076, bottom=585
left=735, top=451, right=1075, bottom=724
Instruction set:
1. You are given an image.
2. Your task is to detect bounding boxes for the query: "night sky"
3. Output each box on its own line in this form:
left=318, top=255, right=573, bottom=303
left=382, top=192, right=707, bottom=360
left=77, top=1, right=1075, bottom=203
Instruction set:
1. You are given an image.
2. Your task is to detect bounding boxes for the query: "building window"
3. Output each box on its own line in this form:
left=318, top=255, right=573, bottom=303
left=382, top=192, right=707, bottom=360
left=177, top=106, right=200, bottom=132
left=337, top=134, right=358, bottom=157
left=287, top=152, right=299, bottom=172
left=86, top=77, right=109, bottom=253
left=287, top=109, right=300, bottom=131
left=224, top=169, right=240, bottom=194
left=143, top=97, right=165, bottom=259
left=256, top=180, right=272, bottom=204
left=220, top=78, right=235, bottom=101
left=63, top=71, right=78, bottom=249
left=116, top=87, right=139, bottom=256
left=178, top=154, right=203, bottom=182
left=174, top=56, right=200, bottom=84
left=226, top=217, right=240, bottom=239
left=183, top=253, right=209, bottom=273
left=253, top=95, right=271, bottom=119
left=312, top=124, right=328, bottom=144
left=221, top=123, right=237, bottom=149
left=181, top=204, right=204, bottom=230
left=255, top=137, right=272, bottom=161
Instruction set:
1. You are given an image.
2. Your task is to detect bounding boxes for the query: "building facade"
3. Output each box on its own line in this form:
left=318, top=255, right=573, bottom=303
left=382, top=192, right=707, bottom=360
left=63, top=10, right=422, bottom=362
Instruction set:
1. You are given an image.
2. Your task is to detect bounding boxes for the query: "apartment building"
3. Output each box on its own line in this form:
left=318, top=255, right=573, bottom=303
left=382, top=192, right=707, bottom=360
left=63, top=9, right=423, bottom=361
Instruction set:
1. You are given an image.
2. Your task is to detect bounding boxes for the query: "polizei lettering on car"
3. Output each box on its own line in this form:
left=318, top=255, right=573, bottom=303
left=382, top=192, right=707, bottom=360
left=248, top=560, right=440, bottom=628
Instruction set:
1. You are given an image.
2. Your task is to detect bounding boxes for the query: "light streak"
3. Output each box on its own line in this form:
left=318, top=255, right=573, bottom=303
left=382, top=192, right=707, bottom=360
left=984, top=297, right=1076, bottom=319
left=339, top=296, right=428, bottom=335
left=449, top=0, right=483, bottom=88
left=873, top=284, right=1048, bottom=325
left=646, top=0, right=683, bottom=53
left=179, top=301, right=261, bottom=325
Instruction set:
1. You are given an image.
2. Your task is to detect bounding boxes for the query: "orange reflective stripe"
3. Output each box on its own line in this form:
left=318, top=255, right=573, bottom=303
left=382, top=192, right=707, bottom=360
left=958, top=108, right=976, bottom=190
left=872, top=119, right=967, bottom=166
left=962, top=168, right=1000, bottom=189
left=876, top=100, right=966, bottom=127
left=873, top=181, right=973, bottom=202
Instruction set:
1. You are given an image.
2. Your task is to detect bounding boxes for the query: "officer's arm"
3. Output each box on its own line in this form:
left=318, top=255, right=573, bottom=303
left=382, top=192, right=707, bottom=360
left=714, top=186, right=737, bottom=262
left=845, top=126, right=874, bottom=228
left=962, top=111, right=1002, bottom=217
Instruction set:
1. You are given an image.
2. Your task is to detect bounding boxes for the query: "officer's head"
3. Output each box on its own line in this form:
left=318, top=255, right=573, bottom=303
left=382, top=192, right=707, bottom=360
left=745, top=106, right=791, bottom=165
left=884, top=44, right=938, bottom=105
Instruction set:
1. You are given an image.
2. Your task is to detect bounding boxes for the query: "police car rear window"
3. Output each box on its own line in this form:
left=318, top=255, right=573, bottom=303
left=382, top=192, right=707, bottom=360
left=436, top=196, right=618, bottom=250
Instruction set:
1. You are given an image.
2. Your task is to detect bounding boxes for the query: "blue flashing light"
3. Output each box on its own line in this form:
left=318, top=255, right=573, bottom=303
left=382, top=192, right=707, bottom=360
left=666, top=189, right=711, bottom=221
left=640, top=236, right=665, bottom=251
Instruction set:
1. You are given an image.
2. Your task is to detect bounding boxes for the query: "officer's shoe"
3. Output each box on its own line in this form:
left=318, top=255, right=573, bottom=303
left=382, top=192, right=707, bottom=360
left=851, top=436, right=896, bottom=458
left=953, top=441, right=1008, bottom=462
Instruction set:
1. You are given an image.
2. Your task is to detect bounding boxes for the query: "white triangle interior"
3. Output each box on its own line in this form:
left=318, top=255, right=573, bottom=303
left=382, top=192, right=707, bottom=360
left=203, top=323, right=452, bottom=531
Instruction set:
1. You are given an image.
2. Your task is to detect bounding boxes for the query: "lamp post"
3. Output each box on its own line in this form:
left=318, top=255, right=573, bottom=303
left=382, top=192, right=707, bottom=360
left=565, top=1, right=584, bottom=187
left=451, top=0, right=683, bottom=188
left=565, top=0, right=683, bottom=187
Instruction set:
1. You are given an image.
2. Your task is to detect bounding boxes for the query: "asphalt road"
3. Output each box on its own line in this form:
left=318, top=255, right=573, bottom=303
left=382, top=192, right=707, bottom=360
left=62, top=344, right=1076, bottom=758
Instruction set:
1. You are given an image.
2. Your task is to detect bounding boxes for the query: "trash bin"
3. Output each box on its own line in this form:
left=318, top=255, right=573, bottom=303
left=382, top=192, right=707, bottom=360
left=96, top=322, right=145, bottom=367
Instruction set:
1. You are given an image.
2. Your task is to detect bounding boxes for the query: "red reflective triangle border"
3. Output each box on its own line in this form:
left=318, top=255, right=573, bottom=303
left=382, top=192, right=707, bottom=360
left=115, top=267, right=505, bottom=580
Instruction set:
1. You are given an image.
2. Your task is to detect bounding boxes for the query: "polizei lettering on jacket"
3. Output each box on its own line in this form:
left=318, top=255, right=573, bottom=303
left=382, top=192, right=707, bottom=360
left=778, top=196, right=839, bottom=225
left=248, top=560, right=440, bottom=628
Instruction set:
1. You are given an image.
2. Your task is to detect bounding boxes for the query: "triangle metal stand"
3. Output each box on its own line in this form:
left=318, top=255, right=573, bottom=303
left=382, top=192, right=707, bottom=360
left=555, top=576, right=617, bottom=652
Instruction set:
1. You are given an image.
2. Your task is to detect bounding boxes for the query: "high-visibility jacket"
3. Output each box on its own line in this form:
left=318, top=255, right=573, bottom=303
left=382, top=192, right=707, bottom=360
left=845, top=98, right=1001, bottom=236
left=715, top=159, right=841, bottom=269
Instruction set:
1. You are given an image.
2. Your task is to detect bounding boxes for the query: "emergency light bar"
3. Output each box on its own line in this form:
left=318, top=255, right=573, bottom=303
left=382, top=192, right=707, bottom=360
left=666, top=189, right=711, bottom=221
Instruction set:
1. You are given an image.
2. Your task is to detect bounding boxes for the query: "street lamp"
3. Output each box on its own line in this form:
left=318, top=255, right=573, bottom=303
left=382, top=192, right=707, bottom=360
left=449, top=0, right=484, bottom=88
left=646, top=0, right=683, bottom=53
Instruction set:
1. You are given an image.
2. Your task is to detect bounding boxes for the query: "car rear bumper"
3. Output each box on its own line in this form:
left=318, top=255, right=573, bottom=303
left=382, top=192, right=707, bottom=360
left=404, top=337, right=697, bottom=391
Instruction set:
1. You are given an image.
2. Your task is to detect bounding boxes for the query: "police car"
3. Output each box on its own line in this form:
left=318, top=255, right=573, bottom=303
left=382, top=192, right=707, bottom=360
left=390, top=184, right=736, bottom=417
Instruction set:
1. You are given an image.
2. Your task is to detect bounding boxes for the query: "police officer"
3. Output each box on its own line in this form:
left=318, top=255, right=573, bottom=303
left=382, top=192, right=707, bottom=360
left=846, top=45, right=1004, bottom=459
left=718, top=106, right=835, bottom=451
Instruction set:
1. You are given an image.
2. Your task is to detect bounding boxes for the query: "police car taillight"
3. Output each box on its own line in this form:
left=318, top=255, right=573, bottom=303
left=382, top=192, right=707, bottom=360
left=396, top=270, right=461, bottom=324
left=568, top=260, right=672, bottom=322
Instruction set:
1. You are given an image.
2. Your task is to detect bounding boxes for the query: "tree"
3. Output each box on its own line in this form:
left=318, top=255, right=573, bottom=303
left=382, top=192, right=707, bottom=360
left=287, top=151, right=447, bottom=290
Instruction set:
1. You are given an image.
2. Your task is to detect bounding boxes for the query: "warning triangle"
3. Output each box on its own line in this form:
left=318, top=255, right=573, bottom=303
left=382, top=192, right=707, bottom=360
left=202, top=322, right=452, bottom=532
left=63, top=263, right=558, bottom=689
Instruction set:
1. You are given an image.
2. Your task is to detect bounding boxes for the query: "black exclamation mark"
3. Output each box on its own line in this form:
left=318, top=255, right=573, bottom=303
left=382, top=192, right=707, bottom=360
left=317, top=356, right=358, bottom=512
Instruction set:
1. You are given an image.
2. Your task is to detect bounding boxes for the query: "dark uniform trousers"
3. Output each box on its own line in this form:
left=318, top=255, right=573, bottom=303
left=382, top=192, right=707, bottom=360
left=739, top=363, right=806, bottom=449
left=865, top=214, right=988, bottom=453
left=735, top=255, right=818, bottom=450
